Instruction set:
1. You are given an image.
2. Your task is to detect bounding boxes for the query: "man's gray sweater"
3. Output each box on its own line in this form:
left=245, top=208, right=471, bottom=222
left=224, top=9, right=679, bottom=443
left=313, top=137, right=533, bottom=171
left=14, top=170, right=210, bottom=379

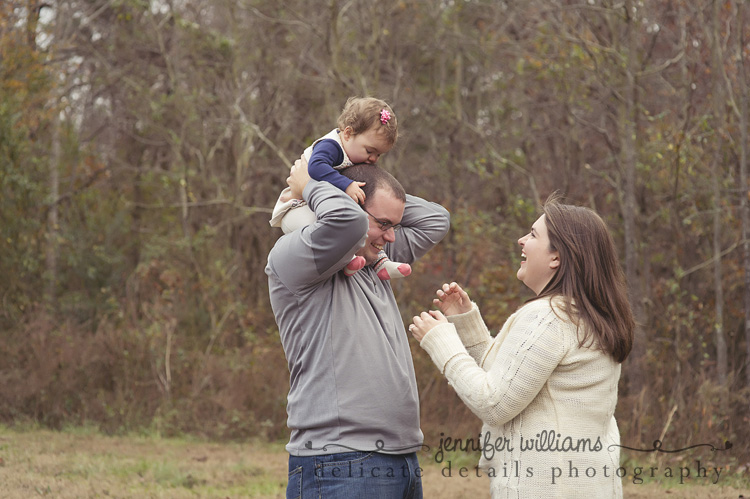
left=266, top=180, right=450, bottom=456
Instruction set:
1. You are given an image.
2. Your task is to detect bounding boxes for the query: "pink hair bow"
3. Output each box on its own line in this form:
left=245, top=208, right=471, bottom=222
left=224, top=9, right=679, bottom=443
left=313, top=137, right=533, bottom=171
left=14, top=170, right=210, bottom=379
left=380, top=109, right=392, bottom=125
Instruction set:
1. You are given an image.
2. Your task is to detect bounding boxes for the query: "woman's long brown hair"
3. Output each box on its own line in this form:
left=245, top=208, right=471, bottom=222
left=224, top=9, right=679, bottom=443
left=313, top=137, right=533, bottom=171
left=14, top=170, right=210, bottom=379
left=532, top=194, right=635, bottom=363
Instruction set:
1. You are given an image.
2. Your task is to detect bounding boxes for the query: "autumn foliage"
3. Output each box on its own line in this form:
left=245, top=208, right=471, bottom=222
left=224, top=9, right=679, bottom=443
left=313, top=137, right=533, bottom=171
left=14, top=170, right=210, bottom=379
left=1, top=0, right=749, bottom=470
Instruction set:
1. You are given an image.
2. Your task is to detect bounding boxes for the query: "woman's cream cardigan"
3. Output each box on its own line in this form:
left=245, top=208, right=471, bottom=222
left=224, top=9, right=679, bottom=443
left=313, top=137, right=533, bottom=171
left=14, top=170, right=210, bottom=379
left=420, top=297, right=623, bottom=498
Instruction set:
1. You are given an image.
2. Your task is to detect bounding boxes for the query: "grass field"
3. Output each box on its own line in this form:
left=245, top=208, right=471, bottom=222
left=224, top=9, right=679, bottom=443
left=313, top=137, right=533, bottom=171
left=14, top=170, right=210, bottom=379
left=0, top=425, right=747, bottom=498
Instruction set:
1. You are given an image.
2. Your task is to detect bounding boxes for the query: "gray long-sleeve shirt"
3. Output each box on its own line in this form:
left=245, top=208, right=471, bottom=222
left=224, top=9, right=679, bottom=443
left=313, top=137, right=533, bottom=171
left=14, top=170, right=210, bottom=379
left=265, top=180, right=450, bottom=456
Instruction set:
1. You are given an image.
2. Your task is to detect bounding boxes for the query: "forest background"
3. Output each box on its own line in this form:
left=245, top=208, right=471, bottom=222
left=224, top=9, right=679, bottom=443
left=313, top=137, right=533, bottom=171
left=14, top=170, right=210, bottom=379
left=2, top=0, right=750, bottom=476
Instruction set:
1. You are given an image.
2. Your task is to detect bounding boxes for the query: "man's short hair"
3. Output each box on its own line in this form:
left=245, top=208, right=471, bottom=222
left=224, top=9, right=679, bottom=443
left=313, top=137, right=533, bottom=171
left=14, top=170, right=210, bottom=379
left=339, top=165, right=406, bottom=209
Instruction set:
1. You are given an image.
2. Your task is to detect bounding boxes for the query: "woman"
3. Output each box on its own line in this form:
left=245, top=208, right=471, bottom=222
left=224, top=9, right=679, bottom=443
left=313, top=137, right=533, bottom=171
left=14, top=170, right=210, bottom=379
left=410, top=195, right=634, bottom=498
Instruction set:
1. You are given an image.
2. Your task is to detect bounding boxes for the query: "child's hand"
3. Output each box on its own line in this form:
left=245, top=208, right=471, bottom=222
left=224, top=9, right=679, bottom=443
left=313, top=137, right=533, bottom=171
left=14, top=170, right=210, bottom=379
left=345, top=182, right=367, bottom=205
left=433, top=282, right=472, bottom=316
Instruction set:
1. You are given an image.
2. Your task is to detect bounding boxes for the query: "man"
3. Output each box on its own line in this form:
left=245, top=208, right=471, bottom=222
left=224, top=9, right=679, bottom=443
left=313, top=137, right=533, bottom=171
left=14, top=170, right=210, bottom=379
left=265, top=157, right=450, bottom=498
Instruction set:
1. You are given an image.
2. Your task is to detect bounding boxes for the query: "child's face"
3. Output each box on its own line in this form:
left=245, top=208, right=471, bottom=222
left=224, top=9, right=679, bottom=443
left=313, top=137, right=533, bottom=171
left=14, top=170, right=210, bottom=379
left=340, top=126, right=393, bottom=164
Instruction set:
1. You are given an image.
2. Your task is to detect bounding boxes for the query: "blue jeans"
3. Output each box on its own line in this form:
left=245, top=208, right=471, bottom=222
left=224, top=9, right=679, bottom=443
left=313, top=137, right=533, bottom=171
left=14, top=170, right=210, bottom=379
left=286, top=451, right=423, bottom=499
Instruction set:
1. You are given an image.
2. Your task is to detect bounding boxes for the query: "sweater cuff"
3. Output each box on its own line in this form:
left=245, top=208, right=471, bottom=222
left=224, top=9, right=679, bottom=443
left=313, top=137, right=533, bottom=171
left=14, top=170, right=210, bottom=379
left=420, top=323, right=468, bottom=374
left=447, top=303, right=491, bottom=347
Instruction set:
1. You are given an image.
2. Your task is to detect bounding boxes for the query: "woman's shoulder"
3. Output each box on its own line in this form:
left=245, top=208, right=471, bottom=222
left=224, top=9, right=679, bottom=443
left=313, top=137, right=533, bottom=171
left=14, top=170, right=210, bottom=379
left=513, top=296, right=576, bottom=330
left=515, top=296, right=562, bottom=315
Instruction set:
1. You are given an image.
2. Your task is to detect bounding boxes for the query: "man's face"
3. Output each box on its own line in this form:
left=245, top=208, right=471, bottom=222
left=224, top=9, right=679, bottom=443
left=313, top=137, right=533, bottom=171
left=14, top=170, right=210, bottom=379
left=355, top=189, right=405, bottom=265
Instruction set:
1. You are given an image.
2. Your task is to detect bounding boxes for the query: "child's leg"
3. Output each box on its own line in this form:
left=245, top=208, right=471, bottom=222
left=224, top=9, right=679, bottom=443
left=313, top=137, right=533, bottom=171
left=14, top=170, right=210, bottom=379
left=280, top=204, right=316, bottom=234
left=374, top=251, right=411, bottom=280
left=269, top=187, right=295, bottom=229
left=270, top=187, right=316, bottom=234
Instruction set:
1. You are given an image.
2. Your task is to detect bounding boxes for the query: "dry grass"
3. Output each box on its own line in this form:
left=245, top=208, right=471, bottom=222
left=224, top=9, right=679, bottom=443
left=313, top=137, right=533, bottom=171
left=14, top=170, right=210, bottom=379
left=0, top=426, right=288, bottom=498
left=0, top=426, right=747, bottom=498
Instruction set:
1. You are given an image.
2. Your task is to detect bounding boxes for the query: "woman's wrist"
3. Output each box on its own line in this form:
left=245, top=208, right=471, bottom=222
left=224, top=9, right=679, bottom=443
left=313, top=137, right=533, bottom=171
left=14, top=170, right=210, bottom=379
left=419, top=323, right=466, bottom=373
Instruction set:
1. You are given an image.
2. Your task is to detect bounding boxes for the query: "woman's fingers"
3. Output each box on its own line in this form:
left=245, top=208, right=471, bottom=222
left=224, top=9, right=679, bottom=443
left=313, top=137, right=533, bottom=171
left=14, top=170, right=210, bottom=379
left=429, top=309, right=446, bottom=321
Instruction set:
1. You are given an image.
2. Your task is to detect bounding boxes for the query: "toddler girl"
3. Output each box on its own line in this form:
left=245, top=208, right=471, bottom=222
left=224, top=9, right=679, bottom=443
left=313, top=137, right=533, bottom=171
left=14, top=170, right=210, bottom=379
left=269, top=97, right=411, bottom=280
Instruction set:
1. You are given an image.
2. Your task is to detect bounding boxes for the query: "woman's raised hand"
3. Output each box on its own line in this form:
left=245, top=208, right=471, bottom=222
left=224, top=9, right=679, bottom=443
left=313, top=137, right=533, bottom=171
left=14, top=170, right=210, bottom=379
left=409, top=310, right=447, bottom=342
left=433, top=282, right=472, bottom=316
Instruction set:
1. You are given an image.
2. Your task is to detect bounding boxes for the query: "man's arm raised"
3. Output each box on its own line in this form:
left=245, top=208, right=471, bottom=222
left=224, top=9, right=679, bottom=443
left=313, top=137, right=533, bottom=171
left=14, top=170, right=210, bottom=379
left=267, top=156, right=369, bottom=292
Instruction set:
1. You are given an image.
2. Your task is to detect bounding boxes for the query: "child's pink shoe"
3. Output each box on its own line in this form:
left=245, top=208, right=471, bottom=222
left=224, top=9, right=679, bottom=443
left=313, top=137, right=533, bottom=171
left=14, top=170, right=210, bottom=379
left=377, top=263, right=411, bottom=280
left=344, top=256, right=366, bottom=277
left=374, top=251, right=411, bottom=280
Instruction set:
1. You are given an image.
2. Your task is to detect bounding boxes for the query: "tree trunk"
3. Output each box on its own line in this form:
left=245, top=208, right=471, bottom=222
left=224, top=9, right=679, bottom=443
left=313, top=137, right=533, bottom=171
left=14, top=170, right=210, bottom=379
left=621, top=0, right=646, bottom=394
left=44, top=113, right=60, bottom=309
left=735, top=0, right=750, bottom=398
left=25, top=0, right=39, bottom=50
left=710, top=0, right=728, bottom=388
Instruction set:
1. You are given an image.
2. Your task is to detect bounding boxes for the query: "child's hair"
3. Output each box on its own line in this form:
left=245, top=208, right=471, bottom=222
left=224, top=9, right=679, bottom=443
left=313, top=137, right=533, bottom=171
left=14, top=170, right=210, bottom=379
left=337, top=97, right=398, bottom=146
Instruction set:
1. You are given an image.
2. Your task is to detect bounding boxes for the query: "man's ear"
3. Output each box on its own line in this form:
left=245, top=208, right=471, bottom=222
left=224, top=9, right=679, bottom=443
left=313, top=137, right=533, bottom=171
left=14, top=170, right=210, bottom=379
left=549, top=253, right=561, bottom=269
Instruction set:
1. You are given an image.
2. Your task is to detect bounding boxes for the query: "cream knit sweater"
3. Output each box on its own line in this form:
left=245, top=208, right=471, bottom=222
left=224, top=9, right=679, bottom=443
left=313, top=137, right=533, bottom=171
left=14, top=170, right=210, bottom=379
left=420, top=297, right=623, bottom=498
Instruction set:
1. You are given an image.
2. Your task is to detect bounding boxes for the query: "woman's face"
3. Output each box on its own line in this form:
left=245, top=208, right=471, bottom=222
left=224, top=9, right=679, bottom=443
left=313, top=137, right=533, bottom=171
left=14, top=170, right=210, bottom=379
left=517, top=214, right=560, bottom=295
